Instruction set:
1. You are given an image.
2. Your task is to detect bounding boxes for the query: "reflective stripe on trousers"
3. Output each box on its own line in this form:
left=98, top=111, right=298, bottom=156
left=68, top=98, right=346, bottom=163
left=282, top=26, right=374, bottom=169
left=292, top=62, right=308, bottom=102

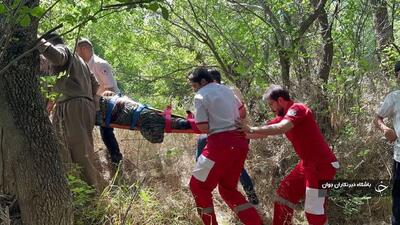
left=273, top=195, right=300, bottom=210
left=197, top=206, right=215, bottom=215
left=233, top=202, right=253, bottom=214
left=273, top=195, right=329, bottom=225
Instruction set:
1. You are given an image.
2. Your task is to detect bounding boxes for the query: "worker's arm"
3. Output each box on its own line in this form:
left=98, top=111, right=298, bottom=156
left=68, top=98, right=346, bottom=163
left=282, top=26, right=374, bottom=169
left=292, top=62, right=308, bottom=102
left=38, top=39, right=69, bottom=66
left=245, top=132, right=268, bottom=139
left=374, top=92, right=397, bottom=142
left=194, top=93, right=209, bottom=134
left=239, top=104, right=246, bottom=119
left=99, top=62, right=119, bottom=92
left=89, top=70, right=100, bottom=96
left=237, top=119, right=293, bottom=139
left=374, top=114, right=397, bottom=142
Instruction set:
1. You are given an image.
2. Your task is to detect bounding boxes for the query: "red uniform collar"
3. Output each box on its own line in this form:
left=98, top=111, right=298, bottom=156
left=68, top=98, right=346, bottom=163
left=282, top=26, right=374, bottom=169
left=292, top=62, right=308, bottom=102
left=283, top=100, right=295, bottom=114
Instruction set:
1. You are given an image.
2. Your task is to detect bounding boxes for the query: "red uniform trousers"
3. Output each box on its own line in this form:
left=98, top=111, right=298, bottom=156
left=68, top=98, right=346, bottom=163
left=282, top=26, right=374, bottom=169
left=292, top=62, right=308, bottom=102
left=273, top=160, right=337, bottom=225
left=189, top=131, right=262, bottom=225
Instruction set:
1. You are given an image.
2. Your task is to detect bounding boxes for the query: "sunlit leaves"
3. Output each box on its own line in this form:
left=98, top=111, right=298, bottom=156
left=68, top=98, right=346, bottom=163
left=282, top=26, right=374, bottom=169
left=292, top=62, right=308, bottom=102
left=36, top=0, right=400, bottom=117
left=0, top=3, right=46, bottom=27
left=147, top=2, right=159, bottom=11
left=0, top=4, right=6, bottom=15
left=142, top=1, right=169, bottom=20
left=30, top=6, right=45, bottom=17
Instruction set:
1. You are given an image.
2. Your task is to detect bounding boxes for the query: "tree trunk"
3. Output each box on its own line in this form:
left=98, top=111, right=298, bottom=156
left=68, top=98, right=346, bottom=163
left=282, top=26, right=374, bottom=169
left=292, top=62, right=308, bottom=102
left=311, top=0, right=334, bottom=138
left=316, top=12, right=333, bottom=83
left=278, top=49, right=291, bottom=88
left=370, top=0, right=394, bottom=53
left=296, top=44, right=311, bottom=85
left=0, top=1, right=73, bottom=224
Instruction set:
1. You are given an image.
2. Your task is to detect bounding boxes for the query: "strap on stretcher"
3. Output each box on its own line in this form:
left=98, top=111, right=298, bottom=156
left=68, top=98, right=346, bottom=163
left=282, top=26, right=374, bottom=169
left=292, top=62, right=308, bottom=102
left=104, top=95, right=148, bottom=129
left=105, top=95, right=119, bottom=128
left=163, top=105, right=172, bottom=133
left=186, top=111, right=202, bottom=134
left=130, top=103, right=147, bottom=130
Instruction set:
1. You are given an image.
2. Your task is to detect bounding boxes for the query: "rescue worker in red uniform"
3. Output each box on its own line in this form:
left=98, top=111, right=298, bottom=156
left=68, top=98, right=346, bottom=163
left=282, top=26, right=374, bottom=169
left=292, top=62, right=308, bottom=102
left=238, top=84, right=339, bottom=225
left=188, top=67, right=262, bottom=225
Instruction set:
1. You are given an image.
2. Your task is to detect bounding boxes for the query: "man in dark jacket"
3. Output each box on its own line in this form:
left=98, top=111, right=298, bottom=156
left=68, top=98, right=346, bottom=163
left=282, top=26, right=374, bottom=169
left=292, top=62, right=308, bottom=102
left=38, top=33, right=101, bottom=189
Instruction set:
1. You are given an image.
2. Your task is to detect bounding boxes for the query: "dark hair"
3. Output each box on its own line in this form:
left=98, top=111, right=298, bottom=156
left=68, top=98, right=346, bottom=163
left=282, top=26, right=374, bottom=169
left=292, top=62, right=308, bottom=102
left=188, top=67, right=213, bottom=83
left=263, top=84, right=291, bottom=101
left=395, top=61, right=400, bottom=74
left=42, top=32, right=64, bottom=45
left=208, top=68, right=221, bottom=84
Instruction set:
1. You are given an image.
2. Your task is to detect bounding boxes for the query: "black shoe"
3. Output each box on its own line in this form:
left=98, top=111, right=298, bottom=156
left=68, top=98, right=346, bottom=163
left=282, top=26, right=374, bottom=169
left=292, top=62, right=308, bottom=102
left=245, top=189, right=260, bottom=205
left=110, top=153, right=123, bottom=165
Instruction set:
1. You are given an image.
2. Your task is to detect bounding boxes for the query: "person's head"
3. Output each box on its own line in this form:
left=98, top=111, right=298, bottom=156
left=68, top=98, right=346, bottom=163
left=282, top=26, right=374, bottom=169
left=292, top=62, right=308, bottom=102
left=76, top=38, right=93, bottom=62
left=262, top=85, right=291, bottom=116
left=395, top=61, right=400, bottom=79
left=208, top=68, right=221, bottom=84
left=188, top=67, right=213, bottom=92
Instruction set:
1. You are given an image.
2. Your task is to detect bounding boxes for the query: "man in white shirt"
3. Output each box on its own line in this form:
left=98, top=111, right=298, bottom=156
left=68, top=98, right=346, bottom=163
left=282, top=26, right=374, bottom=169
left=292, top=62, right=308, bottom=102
left=195, top=69, right=260, bottom=206
left=374, top=61, right=400, bottom=225
left=76, top=38, right=122, bottom=165
left=188, top=67, right=262, bottom=225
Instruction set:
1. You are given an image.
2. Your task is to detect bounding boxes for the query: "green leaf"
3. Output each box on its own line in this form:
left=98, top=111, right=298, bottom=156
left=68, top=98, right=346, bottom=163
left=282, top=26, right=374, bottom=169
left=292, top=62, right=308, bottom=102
left=30, top=6, right=45, bottom=17
left=19, top=15, right=31, bottom=27
left=0, top=4, right=7, bottom=14
left=161, top=6, right=169, bottom=20
left=20, top=5, right=31, bottom=14
left=147, top=2, right=159, bottom=12
left=235, top=62, right=247, bottom=74
left=81, top=7, right=89, bottom=16
left=64, top=14, right=77, bottom=24
left=11, top=0, right=22, bottom=10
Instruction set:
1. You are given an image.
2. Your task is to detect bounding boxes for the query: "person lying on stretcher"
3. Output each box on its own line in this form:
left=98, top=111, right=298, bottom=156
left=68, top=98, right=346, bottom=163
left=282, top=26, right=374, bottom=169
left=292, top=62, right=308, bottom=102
left=96, top=91, right=200, bottom=143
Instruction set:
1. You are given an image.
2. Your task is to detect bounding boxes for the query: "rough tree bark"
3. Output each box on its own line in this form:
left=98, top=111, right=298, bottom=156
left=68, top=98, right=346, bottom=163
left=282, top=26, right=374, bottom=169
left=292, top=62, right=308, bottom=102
left=0, top=1, right=73, bottom=224
left=370, top=0, right=394, bottom=54
left=310, top=0, right=334, bottom=138
left=278, top=49, right=291, bottom=88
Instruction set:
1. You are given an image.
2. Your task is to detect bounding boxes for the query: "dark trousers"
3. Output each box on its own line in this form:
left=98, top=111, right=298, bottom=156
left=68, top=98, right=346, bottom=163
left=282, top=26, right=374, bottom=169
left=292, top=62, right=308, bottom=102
left=196, top=134, right=258, bottom=204
left=393, top=160, right=400, bottom=225
left=100, top=126, right=122, bottom=163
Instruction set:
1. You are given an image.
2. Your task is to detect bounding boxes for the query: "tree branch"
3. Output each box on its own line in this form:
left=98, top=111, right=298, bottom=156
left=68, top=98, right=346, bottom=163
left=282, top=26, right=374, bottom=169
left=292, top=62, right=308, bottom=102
left=226, top=0, right=273, bottom=28
left=296, top=0, right=327, bottom=39
left=0, top=1, right=143, bottom=77
left=258, top=0, right=284, bottom=43
left=103, top=0, right=155, bottom=9
left=38, top=0, right=62, bottom=21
